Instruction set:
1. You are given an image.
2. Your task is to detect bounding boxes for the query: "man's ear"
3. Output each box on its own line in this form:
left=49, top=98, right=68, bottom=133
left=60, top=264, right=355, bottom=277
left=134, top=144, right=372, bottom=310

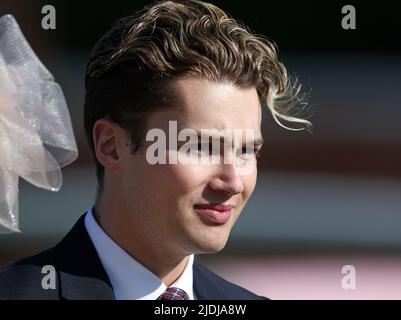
left=93, top=119, right=125, bottom=175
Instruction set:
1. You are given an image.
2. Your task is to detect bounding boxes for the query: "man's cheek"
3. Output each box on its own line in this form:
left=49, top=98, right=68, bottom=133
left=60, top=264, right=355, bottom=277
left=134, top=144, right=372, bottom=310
left=169, top=164, right=207, bottom=187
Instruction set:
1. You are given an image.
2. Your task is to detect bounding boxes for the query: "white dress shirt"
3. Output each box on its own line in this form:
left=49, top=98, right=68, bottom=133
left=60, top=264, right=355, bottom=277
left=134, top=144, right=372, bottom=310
left=84, top=207, right=195, bottom=300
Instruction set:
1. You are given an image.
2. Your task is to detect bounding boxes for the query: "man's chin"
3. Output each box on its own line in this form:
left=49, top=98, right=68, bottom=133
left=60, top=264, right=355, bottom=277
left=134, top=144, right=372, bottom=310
left=192, top=238, right=229, bottom=254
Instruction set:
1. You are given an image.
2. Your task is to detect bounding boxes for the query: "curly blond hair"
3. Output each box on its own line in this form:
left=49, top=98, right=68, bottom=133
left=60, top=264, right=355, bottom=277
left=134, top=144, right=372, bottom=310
left=85, top=0, right=312, bottom=190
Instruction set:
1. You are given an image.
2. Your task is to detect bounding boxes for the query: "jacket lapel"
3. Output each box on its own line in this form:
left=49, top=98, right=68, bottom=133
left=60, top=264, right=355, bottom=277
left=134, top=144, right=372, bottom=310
left=193, top=261, right=228, bottom=300
left=54, top=214, right=115, bottom=300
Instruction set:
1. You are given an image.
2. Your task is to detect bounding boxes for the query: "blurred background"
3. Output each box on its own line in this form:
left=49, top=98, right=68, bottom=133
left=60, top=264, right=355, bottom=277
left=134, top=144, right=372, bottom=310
left=0, top=0, right=400, bottom=299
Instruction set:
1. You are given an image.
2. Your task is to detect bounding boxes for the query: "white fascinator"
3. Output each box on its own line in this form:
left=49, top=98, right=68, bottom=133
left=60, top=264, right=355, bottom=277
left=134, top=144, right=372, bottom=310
left=0, top=15, right=78, bottom=233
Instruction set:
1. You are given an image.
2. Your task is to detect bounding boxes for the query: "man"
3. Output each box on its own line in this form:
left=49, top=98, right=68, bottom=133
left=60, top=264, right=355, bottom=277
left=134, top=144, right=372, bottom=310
left=0, top=0, right=311, bottom=299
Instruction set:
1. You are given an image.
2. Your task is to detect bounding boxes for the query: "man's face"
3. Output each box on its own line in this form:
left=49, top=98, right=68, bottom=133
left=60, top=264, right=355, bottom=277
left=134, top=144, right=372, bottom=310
left=119, top=77, right=262, bottom=256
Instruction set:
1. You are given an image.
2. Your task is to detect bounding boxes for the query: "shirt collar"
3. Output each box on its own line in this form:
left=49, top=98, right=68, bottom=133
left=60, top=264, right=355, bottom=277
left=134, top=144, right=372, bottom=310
left=84, top=206, right=195, bottom=300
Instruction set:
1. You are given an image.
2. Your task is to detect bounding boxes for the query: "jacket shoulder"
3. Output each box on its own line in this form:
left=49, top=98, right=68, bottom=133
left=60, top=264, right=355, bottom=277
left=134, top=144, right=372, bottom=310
left=0, top=247, right=59, bottom=300
left=193, top=262, right=269, bottom=300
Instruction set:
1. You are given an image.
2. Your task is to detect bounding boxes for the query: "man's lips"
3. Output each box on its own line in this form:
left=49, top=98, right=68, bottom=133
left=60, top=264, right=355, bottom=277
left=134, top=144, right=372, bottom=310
left=193, top=203, right=233, bottom=224
left=194, top=204, right=233, bottom=211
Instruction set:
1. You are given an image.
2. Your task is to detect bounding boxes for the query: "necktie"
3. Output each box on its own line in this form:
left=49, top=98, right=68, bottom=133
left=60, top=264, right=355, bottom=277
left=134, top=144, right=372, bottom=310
left=157, top=287, right=189, bottom=300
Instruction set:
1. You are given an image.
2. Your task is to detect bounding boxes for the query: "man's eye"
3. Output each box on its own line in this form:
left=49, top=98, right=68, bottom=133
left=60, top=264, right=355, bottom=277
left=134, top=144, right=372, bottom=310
left=196, top=143, right=220, bottom=155
left=193, top=143, right=214, bottom=154
left=238, top=147, right=260, bottom=160
left=241, top=147, right=254, bottom=155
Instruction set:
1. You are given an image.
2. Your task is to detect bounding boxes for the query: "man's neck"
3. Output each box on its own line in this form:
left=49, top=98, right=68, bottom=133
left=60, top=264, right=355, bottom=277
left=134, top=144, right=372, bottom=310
left=93, top=204, right=189, bottom=286
left=160, top=256, right=189, bottom=286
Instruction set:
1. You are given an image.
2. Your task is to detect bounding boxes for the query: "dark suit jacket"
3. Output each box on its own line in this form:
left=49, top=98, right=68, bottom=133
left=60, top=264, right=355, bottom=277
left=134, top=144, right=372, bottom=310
left=0, top=214, right=268, bottom=300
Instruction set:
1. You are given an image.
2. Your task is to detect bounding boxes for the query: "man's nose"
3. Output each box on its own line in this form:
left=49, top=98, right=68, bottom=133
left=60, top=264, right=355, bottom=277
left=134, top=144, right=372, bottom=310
left=208, top=162, right=245, bottom=196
